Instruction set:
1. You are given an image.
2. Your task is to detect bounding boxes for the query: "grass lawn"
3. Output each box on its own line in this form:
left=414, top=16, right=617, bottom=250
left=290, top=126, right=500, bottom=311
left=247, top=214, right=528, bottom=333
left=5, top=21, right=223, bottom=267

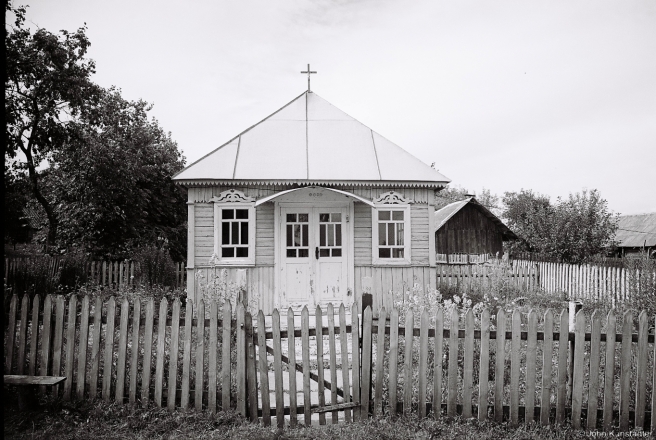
left=3, top=397, right=644, bottom=440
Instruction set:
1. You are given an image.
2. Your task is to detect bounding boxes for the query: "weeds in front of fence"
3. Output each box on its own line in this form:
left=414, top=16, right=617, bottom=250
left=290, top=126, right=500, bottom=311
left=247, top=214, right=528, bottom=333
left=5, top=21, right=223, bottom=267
left=3, top=397, right=639, bottom=439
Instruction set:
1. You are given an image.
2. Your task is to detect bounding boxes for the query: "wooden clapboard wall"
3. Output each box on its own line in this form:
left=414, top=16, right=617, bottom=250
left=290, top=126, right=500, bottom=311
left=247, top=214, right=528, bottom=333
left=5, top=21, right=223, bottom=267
left=186, top=185, right=437, bottom=311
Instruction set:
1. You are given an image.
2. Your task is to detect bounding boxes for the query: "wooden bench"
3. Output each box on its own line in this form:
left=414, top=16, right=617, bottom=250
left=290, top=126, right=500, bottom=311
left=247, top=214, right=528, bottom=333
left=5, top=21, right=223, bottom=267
left=4, top=375, right=66, bottom=410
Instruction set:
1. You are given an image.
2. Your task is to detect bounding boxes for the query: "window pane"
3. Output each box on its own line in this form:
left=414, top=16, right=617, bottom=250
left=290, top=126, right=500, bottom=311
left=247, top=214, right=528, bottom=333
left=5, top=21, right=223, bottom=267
left=378, top=210, right=390, bottom=221
left=320, top=213, right=330, bottom=222
left=388, top=223, right=394, bottom=247
left=378, top=223, right=387, bottom=245
left=302, top=224, right=308, bottom=247
left=396, top=223, right=404, bottom=245
left=328, top=224, right=334, bottom=246
left=287, top=249, right=296, bottom=258
left=286, top=213, right=296, bottom=222
left=299, top=249, right=309, bottom=258
left=392, top=211, right=404, bottom=221
left=236, top=247, right=248, bottom=258
left=222, top=209, right=234, bottom=220
left=222, top=247, right=234, bottom=258
left=335, top=224, right=342, bottom=246
left=241, top=221, right=249, bottom=245
left=320, top=249, right=330, bottom=257
left=331, top=213, right=341, bottom=222
left=294, top=224, right=301, bottom=246
left=392, top=248, right=404, bottom=258
left=286, top=225, right=292, bottom=247
left=299, top=213, right=308, bottom=222
left=232, top=222, right=239, bottom=245
left=332, top=248, right=342, bottom=257
left=379, top=248, right=391, bottom=258
left=222, top=222, right=230, bottom=245
left=320, top=224, right=326, bottom=247
left=236, top=209, right=248, bottom=219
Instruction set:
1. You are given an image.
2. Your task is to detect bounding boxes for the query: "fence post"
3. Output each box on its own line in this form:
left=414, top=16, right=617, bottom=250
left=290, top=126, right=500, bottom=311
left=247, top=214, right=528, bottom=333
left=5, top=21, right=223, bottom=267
left=567, top=300, right=583, bottom=407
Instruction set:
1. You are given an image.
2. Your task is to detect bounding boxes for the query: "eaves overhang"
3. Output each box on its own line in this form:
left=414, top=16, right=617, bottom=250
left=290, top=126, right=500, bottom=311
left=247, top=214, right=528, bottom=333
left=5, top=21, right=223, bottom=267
left=174, top=179, right=449, bottom=189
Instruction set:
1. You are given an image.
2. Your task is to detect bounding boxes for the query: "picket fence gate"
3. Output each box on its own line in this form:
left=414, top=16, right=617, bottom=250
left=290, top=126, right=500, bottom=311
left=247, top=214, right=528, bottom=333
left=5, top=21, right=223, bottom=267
left=4, top=293, right=656, bottom=432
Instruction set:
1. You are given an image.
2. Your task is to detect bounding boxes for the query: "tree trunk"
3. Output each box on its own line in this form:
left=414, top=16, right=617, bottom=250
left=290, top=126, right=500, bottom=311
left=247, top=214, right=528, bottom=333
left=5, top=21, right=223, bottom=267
left=25, top=149, right=58, bottom=247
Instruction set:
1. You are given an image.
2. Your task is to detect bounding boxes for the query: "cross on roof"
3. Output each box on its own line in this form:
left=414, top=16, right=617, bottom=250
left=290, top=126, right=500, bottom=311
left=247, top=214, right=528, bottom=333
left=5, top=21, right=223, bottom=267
left=300, top=64, right=317, bottom=92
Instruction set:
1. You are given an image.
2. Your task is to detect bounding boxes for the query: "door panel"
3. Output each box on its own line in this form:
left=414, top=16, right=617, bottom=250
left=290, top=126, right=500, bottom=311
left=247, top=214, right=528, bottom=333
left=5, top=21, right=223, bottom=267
left=281, top=210, right=313, bottom=311
left=316, top=210, right=346, bottom=308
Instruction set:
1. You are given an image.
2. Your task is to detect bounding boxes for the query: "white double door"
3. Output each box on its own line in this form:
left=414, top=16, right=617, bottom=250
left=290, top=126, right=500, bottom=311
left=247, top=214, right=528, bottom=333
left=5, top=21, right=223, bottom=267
left=279, top=205, right=349, bottom=312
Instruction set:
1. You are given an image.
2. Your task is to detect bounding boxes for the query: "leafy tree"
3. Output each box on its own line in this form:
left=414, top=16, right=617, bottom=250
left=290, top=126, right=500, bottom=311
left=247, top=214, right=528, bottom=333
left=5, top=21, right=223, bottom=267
left=4, top=166, right=31, bottom=245
left=5, top=4, right=100, bottom=245
left=47, top=88, right=187, bottom=259
left=435, top=185, right=501, bottom=215
left=502, top=189, right=618, bottom=263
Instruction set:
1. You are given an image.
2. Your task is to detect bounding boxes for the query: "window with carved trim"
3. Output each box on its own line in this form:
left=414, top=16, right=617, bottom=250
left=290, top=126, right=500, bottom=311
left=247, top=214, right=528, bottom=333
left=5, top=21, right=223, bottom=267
left=211, top=190, right=255, bottom=265
left=372, top=192, right=411, bottom=265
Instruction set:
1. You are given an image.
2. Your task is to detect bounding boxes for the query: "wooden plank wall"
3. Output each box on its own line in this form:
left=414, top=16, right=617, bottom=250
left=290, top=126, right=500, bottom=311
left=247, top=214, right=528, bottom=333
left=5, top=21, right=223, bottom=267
left=353, top=203, right=372, bottom=266
left=354, top=266, right=437, bottom=313
left=411, top=204, right=430, bottom=266
left=435, top=204, right=503, bottom=256
left=193, top=266, right=275, bottom=314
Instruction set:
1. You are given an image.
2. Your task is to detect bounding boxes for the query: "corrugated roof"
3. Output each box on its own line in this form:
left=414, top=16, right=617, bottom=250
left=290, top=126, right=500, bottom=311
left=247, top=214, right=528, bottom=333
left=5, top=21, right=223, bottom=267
left=434, top=197, right=517, bottom=240
left=615, top=213, right=656, bottom=248
left=173, top=91, right=450, bottom=187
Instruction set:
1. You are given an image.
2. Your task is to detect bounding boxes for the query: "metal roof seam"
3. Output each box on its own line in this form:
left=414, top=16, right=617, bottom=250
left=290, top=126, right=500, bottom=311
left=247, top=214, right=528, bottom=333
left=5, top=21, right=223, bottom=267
left=172, top=90, right=307, bottom=179
left=232, top=135, right=241, bottom=179
left=370, top=129, right=382, bottom=180
left=305, top=91, right=309, bottom=179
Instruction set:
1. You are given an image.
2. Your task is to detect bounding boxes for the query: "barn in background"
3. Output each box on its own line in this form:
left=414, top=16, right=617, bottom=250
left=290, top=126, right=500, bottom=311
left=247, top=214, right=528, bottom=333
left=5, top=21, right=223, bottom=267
left=434, top=197, right=517, bottom=264
left=173, top=90, right=450, bottom=313
left=613, top=213, right=656, bottom=259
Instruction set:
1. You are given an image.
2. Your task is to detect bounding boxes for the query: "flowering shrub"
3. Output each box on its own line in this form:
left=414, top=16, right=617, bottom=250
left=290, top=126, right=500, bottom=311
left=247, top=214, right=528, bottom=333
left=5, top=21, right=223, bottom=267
left=195, top=269, right=244, bottom=316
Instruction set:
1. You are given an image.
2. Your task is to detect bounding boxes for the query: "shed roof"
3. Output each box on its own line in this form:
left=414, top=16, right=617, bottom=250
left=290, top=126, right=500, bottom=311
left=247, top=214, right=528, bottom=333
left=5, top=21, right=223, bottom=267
left=434, top=197, right=518, bottom=240
left=173, top=91, right=450, bottom=187
left=615, top=213, right=656, bottom=248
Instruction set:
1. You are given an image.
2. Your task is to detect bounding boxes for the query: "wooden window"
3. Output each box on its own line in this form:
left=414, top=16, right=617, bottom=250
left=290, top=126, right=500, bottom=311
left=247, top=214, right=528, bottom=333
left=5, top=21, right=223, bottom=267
left=211, top=190, right=255, bottom=266
left=372, top=204, right=411, bottom=265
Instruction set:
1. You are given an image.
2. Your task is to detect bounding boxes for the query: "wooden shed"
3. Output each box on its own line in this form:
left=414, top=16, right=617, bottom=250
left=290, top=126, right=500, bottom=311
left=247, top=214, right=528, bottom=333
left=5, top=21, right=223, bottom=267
left=613, top=213, right=656, bottom=258
left=173, top=90, right=450, bottom=313
left=434, top=197, right=517, bottom=263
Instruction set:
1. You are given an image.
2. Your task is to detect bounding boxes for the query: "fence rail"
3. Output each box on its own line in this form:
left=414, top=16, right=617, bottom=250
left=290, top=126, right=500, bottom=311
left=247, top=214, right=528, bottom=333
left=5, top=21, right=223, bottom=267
left=4, top=294, right=656, bottom=432
left=4, top=258, right=186, bottom=291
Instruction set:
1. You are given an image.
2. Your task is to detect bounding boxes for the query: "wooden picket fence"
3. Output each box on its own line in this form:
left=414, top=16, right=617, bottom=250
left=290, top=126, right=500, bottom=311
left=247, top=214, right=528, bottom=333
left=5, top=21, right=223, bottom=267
left=435, top=262, right=540, bottom=291
left=4, top=293, right=656, bottom=432
left=513, top=259, right=654, bottom=304
left=3, top=258, right=186, bottom=291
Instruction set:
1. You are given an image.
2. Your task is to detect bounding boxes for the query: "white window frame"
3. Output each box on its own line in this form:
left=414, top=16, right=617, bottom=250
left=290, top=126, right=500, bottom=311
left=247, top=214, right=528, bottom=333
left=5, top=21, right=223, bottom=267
left=210, top=190, right=256, bottom=266
left=372, top=192, right=411, bottom=266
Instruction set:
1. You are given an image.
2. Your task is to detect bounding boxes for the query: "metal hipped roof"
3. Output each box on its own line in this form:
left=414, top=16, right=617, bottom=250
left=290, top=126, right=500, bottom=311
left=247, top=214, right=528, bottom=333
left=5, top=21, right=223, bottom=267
left=173, top=91, right=450, bottom=186
left=615, top=213, right=656, bottom=248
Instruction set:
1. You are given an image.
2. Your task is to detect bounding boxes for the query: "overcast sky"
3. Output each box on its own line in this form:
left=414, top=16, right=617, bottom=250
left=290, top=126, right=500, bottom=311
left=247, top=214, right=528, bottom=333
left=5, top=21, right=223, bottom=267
left=19, top=0, right=656, bottom=215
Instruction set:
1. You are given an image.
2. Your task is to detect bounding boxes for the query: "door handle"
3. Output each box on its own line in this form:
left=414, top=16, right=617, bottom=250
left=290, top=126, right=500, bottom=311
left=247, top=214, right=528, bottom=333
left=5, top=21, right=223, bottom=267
left=315, top=247, right=319, bottom=260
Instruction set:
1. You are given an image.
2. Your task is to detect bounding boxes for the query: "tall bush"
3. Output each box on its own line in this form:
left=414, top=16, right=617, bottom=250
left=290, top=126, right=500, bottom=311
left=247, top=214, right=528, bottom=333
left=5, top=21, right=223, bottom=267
left=624, top=252, right=656, bottom=316
left=132, top=246, right=176, bottom=288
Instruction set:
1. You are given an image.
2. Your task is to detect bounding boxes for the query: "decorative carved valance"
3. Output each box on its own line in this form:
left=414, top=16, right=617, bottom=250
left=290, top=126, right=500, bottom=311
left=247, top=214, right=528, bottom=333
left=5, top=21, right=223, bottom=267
left=209, top=189, right=254, bottom=203
left=374, top=191, right=409, bottom=204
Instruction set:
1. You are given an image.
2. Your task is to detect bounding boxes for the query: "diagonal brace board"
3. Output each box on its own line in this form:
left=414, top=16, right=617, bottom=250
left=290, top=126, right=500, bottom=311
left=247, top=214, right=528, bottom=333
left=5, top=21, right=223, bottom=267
left=263, top=344, right=345, bottom=398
